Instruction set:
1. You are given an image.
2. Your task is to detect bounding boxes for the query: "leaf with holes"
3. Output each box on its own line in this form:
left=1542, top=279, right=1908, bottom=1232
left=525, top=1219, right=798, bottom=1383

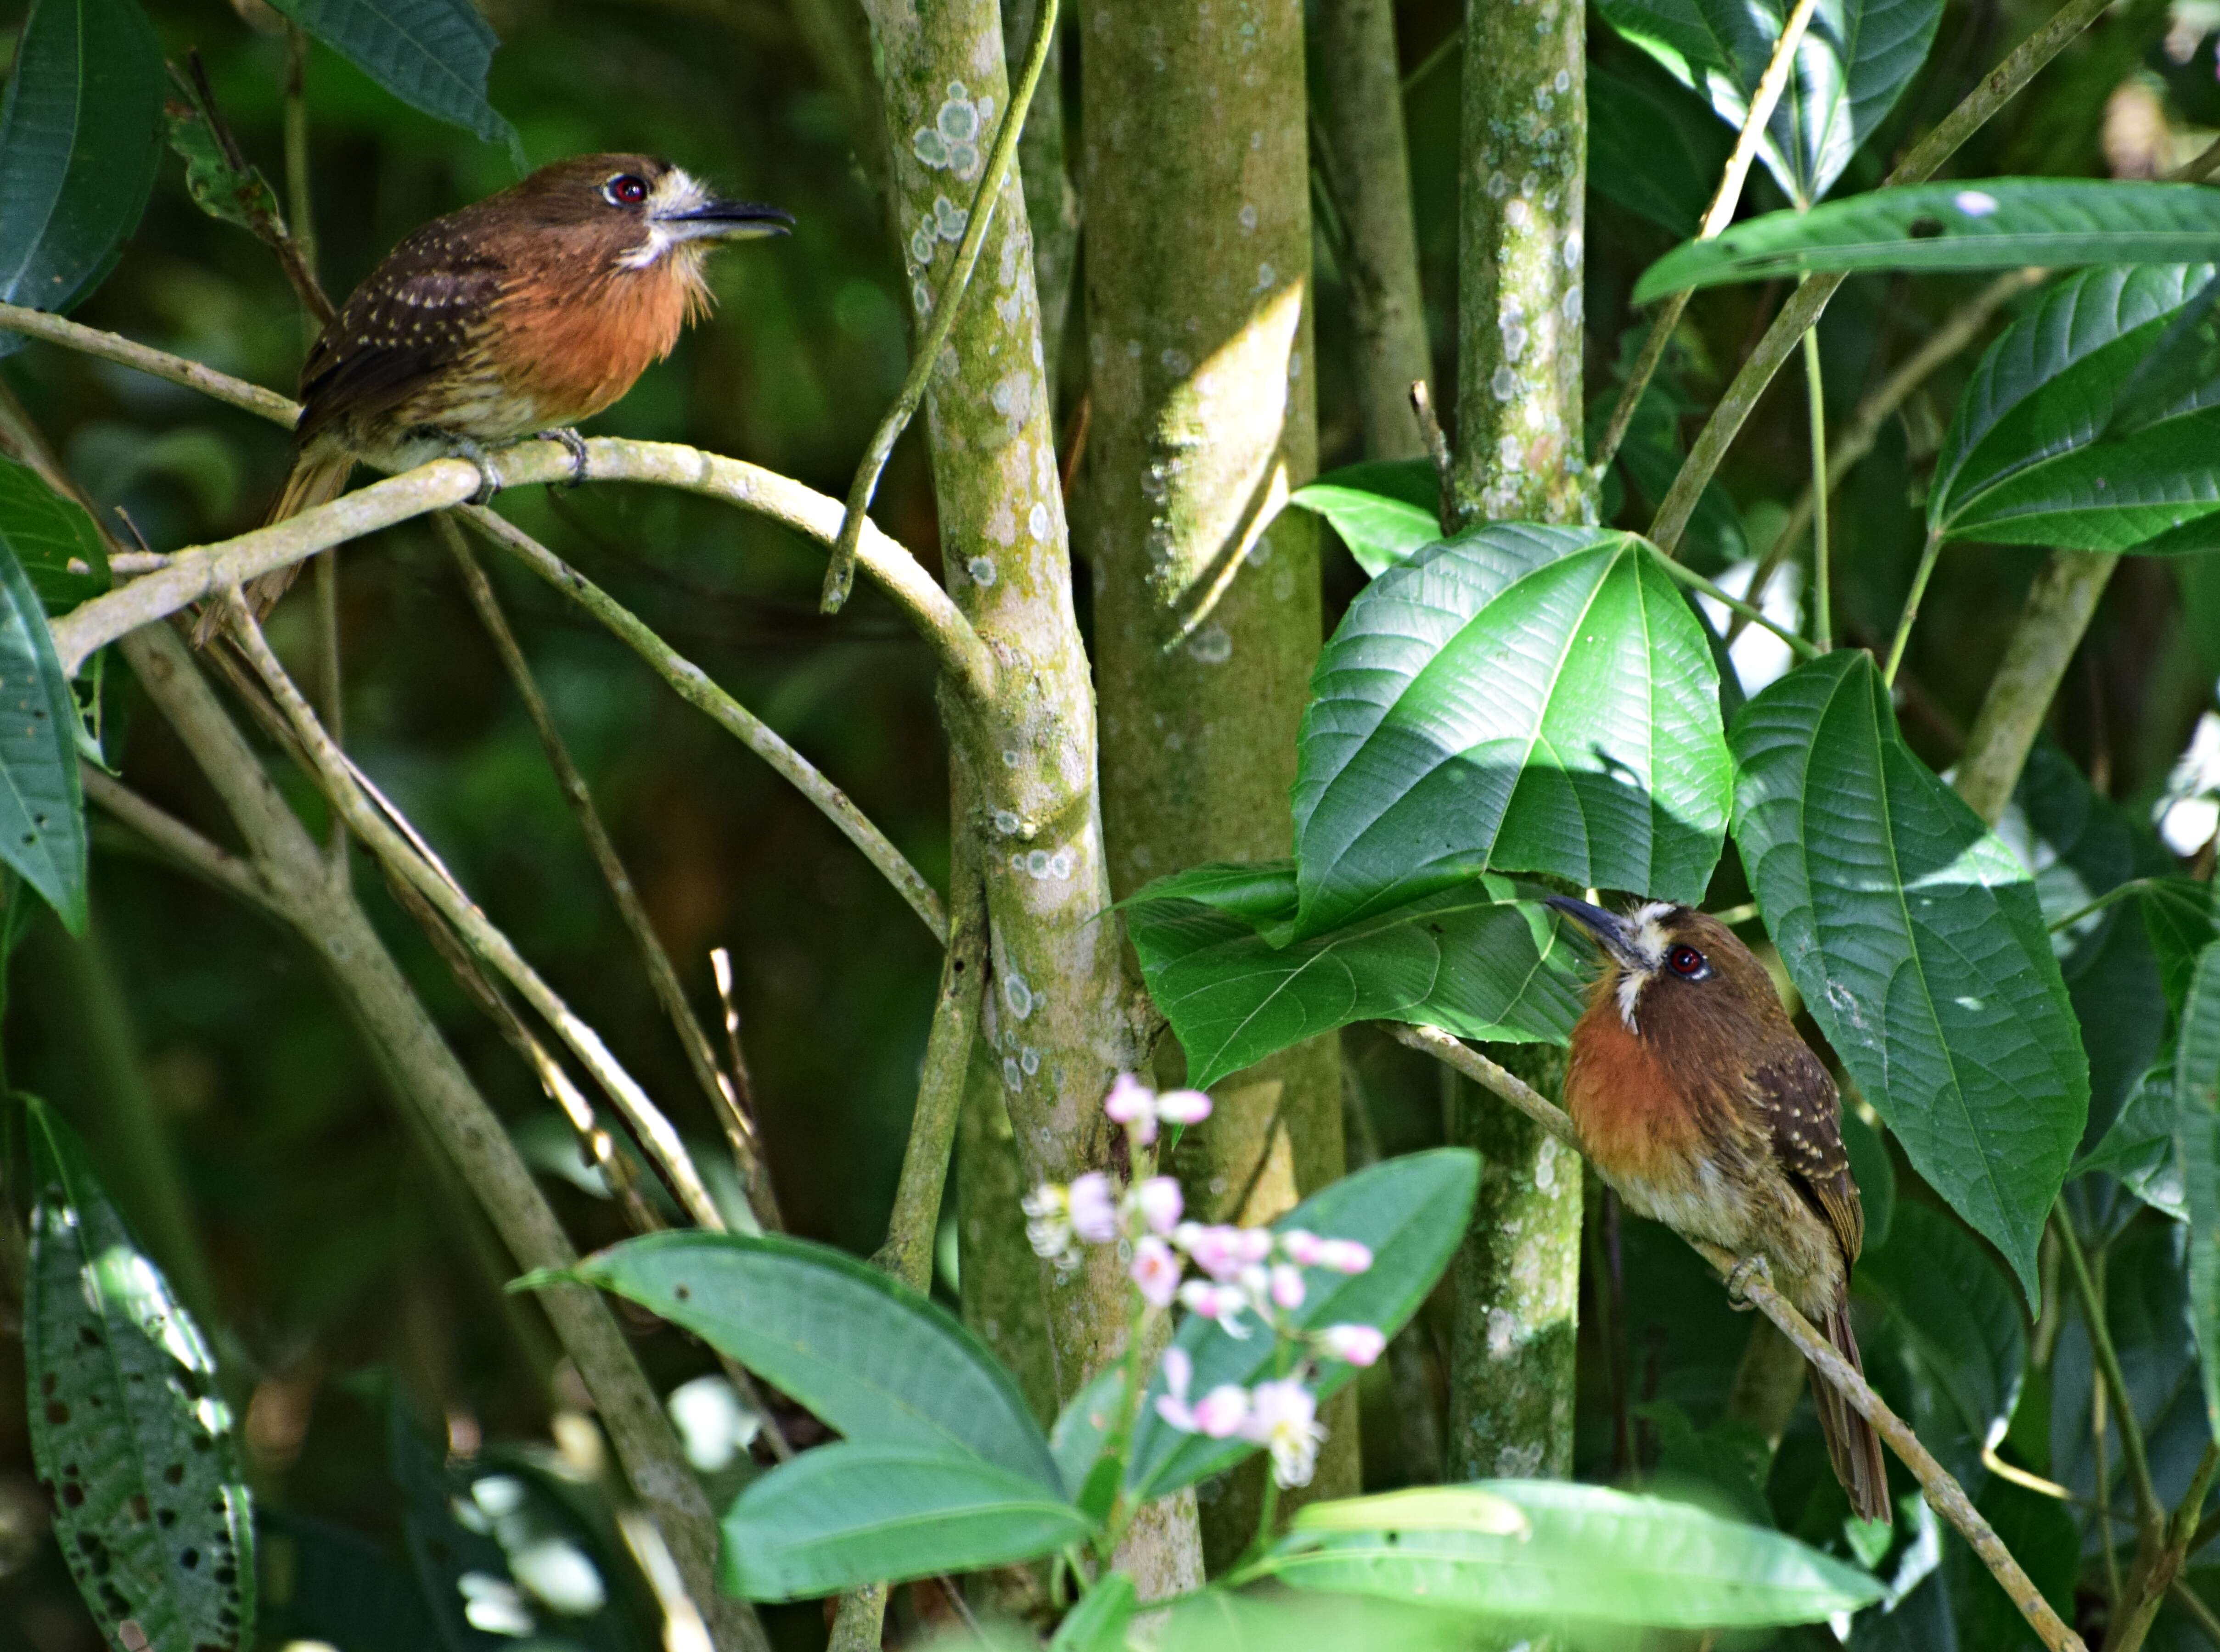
left=24, top=1098, right=255, bottom=1651
left=0, top=454, right=107, bottom=611
left=1125, top=863, right=1589, bottom=1088
left=0, top=0, right=164, bottom=354
left=264, top=0, right=523, bottom=160
left=0, top=522, right=84, bottom=930
left=1730, top=651, right=2088, bottom=1308
left=1600, top=0, right=1941, bottom=207
left=1635, top=181, right=2220, bottom=302
left=1290, top=524, right=1730, bottom=940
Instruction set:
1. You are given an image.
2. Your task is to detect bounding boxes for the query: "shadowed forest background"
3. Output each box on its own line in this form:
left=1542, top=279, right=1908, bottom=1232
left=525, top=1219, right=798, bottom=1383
left=6, top=0, right=2220, bottom=1644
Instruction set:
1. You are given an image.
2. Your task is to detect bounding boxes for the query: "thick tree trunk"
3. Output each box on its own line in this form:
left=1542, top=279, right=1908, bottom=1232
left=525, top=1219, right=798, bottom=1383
left=860, top=0, right=1205, bottom=1592
left=1080, top=0, right=1354, bottom=1567
left=1447, top=0, right=1588, bottom=1480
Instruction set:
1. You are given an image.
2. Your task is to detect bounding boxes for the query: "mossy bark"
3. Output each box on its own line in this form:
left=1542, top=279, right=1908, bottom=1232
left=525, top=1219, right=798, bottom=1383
left=861, top=0, right=1204, bottom=1592
left=1079, top=0, right=1353, bottom=1566
left=1448, top=0, right=1589, bottom=1481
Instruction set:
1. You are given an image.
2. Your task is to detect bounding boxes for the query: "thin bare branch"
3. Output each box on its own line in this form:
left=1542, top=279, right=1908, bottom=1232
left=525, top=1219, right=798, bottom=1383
left=81, top=766, right=283, bottom=918
left=0, top=302, right=300, bottom=424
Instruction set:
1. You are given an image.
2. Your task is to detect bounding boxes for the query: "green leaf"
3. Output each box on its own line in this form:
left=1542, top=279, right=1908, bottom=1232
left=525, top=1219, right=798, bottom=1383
left=2144, top=879, right=2220, bottom=1015
left=2174, top=941, right=2220, bottom=1440
left=0, top=526, right=85, bottom=930
left=1125, top=864, right=1588, bottom=1088
left=264, top=0, right=523, bottom=160
left=566, top=1231, right=1061, bottom=1489
left=23, top=1098, right=255, bottom=1652
left=1290, top=525, right=1731, bottom=939
left=259, top=1510, right=442, bottom=1652
left=718, top=1444, right=1087, bottom=1602
left=1927, top=266, right=2220, bottom=551
left=0, top=454, right=107, bottom=610
left=1600, top=0, right=1941, bottom=207
left=1856, top=1203, right=2024, bottom=1482
left=0, top=0, right=163, bottom=352
left=1048, top=1364, right=1119, bottom=1503
left=164, top=101, right=285, bottom=239
left=1729, top=651, right=2089, bottom=1307
left=1149, top=1590, right=1481, bottom=1652
left=1634, top=182, right=2220, bottom=302
left=1589, top=63, right=1733, bottom=237
left=1953, top=1478, right=2079, bottom=1649
left=2076, top=1061, right=2185, bottom=1220
left=1288, top=461, right=1439, bottom=577
left=1126, top=1150, right=1478, bottom=1499
left=1259, top=1480, right=1882, bottom=1625
left=2000, top=739, right=2169, bottom=1145
left=1049, top=1574, right=1136, bottom=1652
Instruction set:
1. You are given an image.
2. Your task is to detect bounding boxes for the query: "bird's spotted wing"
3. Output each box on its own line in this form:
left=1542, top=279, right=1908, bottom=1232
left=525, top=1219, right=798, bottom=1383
left=295, top=224, right=507, bottom=448
left=1754, top=1046, right=1864, bottom=1262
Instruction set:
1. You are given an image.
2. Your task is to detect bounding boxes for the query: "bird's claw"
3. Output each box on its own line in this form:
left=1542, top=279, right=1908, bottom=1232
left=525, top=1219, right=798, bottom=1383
left=545, top=427, right=590, bottom=486
left=444, top=435, right=503, bottom=505
left=1724, top=1254, right=1773, bottom=1309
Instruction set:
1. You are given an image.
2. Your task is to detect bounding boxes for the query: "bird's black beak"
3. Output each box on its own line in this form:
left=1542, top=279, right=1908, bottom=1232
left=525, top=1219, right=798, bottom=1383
left=1543, top=895, right=1645, bottom=969
left=657, top=199, right=794, bottom=242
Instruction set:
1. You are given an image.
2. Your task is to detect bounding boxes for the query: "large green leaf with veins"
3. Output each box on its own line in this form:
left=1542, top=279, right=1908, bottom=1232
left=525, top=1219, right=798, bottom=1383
left=1730, top=651, right=2088, bottom=1308
left=1599, top=0, right=1940, bottom=207
left=1126, top=863, right=1588, bottom=1087
left=1289, top=524, right=1730, bottom=940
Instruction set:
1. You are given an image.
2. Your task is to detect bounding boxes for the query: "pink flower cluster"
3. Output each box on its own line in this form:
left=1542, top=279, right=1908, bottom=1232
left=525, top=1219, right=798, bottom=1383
left=1022, top=1075, right=1393, bottom=1490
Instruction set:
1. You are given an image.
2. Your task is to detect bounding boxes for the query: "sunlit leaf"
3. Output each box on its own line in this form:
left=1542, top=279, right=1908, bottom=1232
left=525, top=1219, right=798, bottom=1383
left=1125, top=864, right=1587, bottom=1088
left=719, top=1445, right=1086, bottom=1601
left=1288, top=461, right=1439, bottom=577
left=0, top=0, right=163, bottom=353
left=1259, top=1480, right=1882, bottom=1625
left=1047, top=1573, right=1135, bottom=1651
left=24, top=1099, right=255, bottom=1652
left=1291, top=524, right=1730, bottom=939
left=1730, top=651, right=2088, bottom=1307
left=1600, top=0, right=1941, bottom=207
left=561, top=1230, right=1061, bottom=1489
left=1635, top=182, right=2220, bottom=302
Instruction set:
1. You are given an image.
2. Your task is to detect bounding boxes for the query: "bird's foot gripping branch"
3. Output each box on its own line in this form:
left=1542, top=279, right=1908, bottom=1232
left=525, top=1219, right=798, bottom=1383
left=535, top=1073, right=1884, bottom=1638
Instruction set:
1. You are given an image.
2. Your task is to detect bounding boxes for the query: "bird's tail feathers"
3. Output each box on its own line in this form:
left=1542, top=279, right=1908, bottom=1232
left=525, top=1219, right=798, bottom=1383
left=1810, top=1294, right=1892, bottom=1524
left=192, top=449, right=353, bottom=646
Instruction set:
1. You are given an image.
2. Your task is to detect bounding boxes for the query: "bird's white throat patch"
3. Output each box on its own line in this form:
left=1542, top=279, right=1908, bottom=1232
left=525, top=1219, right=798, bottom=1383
left=618, top=168, right=711, bottom=269
left=1613, top=900, right=1677, bottom=1032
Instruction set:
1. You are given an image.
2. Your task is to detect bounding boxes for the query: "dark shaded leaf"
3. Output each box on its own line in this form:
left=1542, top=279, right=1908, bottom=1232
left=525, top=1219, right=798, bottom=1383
left=0, top=521, right=87, bottom=929
left=265, top=0, right=523, bottom=159
left=1730, top=651, right=2088, bottom=1306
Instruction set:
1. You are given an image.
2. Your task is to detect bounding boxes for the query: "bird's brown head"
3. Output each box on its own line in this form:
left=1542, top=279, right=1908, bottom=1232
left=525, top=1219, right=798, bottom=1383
left=481, top=154, right=792, bottom=272
left=1545, top=897, right=1793, bottom=1054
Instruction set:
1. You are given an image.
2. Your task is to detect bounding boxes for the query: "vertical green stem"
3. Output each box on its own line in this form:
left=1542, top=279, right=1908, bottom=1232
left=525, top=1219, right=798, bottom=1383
left=1883, top=532, right=1944, bottom=688
left=2055, top=1204, right=2162, bottom=1536
left=1801, top=324, right=1831, bottom=649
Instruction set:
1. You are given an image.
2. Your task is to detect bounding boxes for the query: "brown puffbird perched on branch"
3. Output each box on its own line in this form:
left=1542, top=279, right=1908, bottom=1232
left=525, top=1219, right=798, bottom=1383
left=1546, top=896, right=1892, bottom=1525
left=203, top=154, right=789, bottom=641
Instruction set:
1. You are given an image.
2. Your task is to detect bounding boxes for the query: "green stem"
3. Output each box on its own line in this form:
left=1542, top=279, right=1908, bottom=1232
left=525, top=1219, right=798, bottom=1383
left=1095, top=1294, right=1161, bottom=1562
left=1652, top=556, right=1823, bottom=660
left=2048, top=879, right=2159, bottom=935
left=1883, top=532, right=1944, bottom=688
left=821, top=0, right=1060, bottom=612
left=1802, top=324, right=1832, bottom=649
left=2054, top=1203, right=2163, bottom=1538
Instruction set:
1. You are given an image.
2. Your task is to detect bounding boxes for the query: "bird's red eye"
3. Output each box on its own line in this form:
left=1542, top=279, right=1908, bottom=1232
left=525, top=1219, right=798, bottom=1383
left=605, top=174, right=649, bottom=206
left=1668, top=945, right=1708, bottom=978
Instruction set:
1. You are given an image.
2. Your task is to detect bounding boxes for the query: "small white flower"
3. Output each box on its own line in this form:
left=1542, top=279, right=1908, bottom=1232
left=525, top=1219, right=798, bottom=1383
left=1068, top=1172, right=1119, bottom=1244
left=1241, top=1377, right=1326, bottom=1488
left=1316, top=1238, right=1374, bottom=1275
left=1155, top=1088, right=1212, bottom=1125
left=1181, top=1223, right=1270, bottom=1282
left=1192, top=1384, right=1251, bottom=1437
left=1270, top=1263, right=1306, bottom=1311
left=1103, top=1072, right=1157, bottom=1140
left=1280, top=1228, right=1326, bottom=1266
left=1133, top=1176, right=1183, bottom=1236
left=1315, top=1323, right=1387, bottom=1367
left=1131, top=1236, right=1181, bottom=1307
left=1155, top=1348, right=1248, bottom=1438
